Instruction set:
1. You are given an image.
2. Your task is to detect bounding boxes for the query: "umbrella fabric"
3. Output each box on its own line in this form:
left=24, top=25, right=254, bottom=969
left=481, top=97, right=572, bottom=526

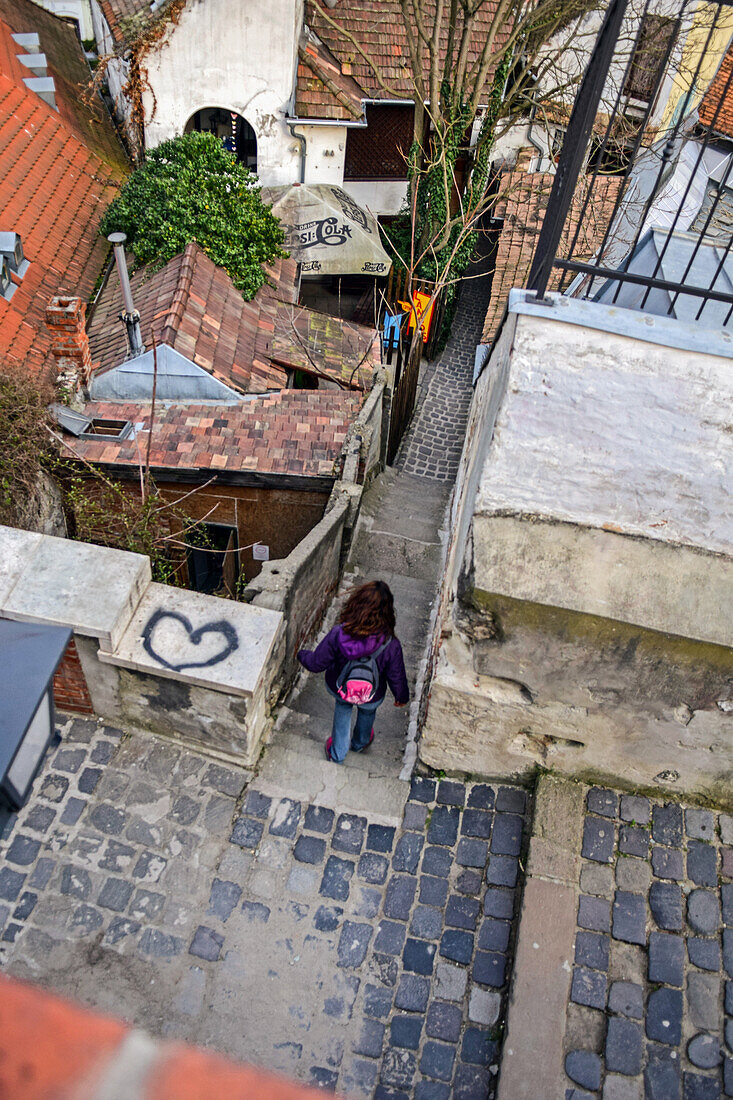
left=263, top=184, right=392, bottom=276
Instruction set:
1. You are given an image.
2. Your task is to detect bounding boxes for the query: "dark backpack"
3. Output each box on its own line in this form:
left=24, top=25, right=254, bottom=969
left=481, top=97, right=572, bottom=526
left=335, top=638, right=391, bottom=704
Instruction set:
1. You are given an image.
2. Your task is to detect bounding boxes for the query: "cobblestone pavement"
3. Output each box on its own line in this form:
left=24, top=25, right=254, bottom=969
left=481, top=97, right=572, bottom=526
left=0, top=717, right=529, bottom=1098
left=565, top=786, right=733, bottom=1099
left=395, top=236, right=494, bottom=482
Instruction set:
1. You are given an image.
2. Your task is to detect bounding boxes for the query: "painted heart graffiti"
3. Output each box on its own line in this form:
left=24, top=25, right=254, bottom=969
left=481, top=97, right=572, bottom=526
left=141, top=608, right=239, bottom=672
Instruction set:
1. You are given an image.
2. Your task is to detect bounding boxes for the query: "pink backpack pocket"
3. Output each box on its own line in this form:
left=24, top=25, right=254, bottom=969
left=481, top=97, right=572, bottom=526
left=338, top=679, right=374, bottom=704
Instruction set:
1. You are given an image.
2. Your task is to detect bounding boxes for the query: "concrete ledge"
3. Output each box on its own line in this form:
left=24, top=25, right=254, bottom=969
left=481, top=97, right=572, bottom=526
left=498, top=775, right=586, bottom=1100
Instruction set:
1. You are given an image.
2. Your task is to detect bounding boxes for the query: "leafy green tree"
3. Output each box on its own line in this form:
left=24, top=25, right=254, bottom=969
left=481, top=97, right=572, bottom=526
left=100, top=132, right=285, bottom=298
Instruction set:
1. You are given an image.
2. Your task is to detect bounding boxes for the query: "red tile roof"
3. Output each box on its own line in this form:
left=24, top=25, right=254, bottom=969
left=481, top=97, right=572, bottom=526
left=89, top=242, right=378, bottom=392
left=0, top=6, right=128, bottom=380
left=482, top=170, right=623, bottom=344
left=296, top=37, right=365, bottom=120
left=698, top=46, right=733, bottom=139
left=67, top=392, right=363, bottom=478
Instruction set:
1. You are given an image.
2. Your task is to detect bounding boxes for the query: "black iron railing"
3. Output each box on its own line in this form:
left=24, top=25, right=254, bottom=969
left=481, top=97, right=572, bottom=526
left=527, top=0, right=733, bottom=327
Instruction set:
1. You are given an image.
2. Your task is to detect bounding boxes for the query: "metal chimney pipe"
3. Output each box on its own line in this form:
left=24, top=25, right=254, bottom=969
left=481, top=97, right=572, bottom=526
left=107, top=231, right=143, bottom=357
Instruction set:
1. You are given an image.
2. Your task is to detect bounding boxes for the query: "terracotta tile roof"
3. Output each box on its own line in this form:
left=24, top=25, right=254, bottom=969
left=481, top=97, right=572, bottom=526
left=295, top=36, right=366, bottom=120
left=68, top=392, right=363, bottom=478
left=0, top=12, right=128, bottom=380
left=96, top=0, right=151, bottom=46
left=481, top=170, right=623, bottom=344
left=698, top=45, right=733, bottom=139
left=89, top=242, right=376, bottom=392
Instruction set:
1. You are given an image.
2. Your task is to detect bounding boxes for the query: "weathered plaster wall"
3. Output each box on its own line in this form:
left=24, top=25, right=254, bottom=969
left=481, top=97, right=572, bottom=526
left=301, top=125, right=348, bottom=185
left=342, top=180, right=408, bottom=216
left=141, top=0, right=303, bottom=185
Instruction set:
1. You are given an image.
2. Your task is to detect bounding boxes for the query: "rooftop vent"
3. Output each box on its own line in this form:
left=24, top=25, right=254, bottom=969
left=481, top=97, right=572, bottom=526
left=11, top=32, right=40, bottom=50
left=50, top=404, right=133, bottom=441
left=108, top=232, right=144, bottom=358
left=0, top=232, right=30, bottom=280
left=13, top=32, right=56, bottom=109
left=0, top=257, right=16, bottom=302
left=23, top=76, right=56, bottom=110
left=18, top=52, right=48, bottom=78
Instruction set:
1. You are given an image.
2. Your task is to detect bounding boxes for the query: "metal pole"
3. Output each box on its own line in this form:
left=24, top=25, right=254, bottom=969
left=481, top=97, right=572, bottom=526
left=527, top=0, right=631, bottom=298
left=108, top=231, right=143, bottom=357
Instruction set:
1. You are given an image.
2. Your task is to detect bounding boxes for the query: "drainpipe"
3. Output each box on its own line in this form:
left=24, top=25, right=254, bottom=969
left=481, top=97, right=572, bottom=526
left=287, top=121, right=307, bottom=183
left=107, top=232, right=143, bottom=357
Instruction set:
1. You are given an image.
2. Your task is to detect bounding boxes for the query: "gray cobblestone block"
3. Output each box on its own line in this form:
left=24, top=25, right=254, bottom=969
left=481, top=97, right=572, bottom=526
left=54, top=747, right=86, bottom=774
left=473, top=950, right=506, bottom=988
left=571, top=966, right=607, bottom=1009
left=688, top=937, right=721, bottom=971
left=615, top=858, right=651, bottom=895
left=426, top=999, right=463, bottom=1041
left=314, top=905, right=342, bottom=932
left=332, top=813, right=366, bottom=854
left=566, top=1050, right=602, bottom=1091
left=467, top=784, right=495, bottom=810
left=354, top=886, right=381, bottom=919
left=393, top=833, right=424, bottom=873
left=25, top=805, right=56, bottom=833
left=379, top=1048, right=416, bottom=1089
left=461, top=1027, right=495, bottom=1067
left=2, top=921, right=22, bottom=943
left=606, top=1017, right=642, bottom=1076
left=455, top=839, right=488, bottom=869
left=6, top=835, right=41, bottom=866
left=353, top=1018, right=385, bottom=1059
left=456, top=870, right=482, bottom=896
left=652, top=804, right=683, bottom=847
left=390, top=1015, right=422, bottom=1050
left=727, top=980, right=733, bottom=1014
left=685, top=809, right=715, bottom=841
left=620, top=795, right=650, bottom=825
left=302, top=804, right=334, bottom=834
left=132, top=851, right=167, bottom=883
left=403, top=938, right=436, bottom=975
left=496, top=786, right=527, bottom=813
left=60, top=798, right=86, bottom=826
left=427, top=807, right=460, bottom=847
left=294, top=835, right=327, bottom=865
left=60, top=865, right=91, bottom=900
left=340, top=1057, right=378, bottom=1096
left=461, top=810, right=492, bottom=839
left=88, top=803, right=125, bottom=835
left=367, top=953, right=398, bottom=990
left=687, top=843, right=718, bottom=887
left=98, top=877, right=134, bottom=912
left=724, top=927, right=733, bottom=977
left=491, top=814, right=523, bottom=856
left=394, top=973, right=430, bottom=1012
left=90, top=740, right=114, bottom=765
left=205, top=764, right=247, bottom=799
left=436, top=780, right=465, bottom=807
left=725, top=1057, right=733, bottom=1098
left=308, top=1066, right=338, bottom=1091
left=688, top=890, right=721, bottom=934
left=363, top=984, right=393, bottom=1019
left=612, top=892, right=646, bottom=945
left=582, top=816, right=615, bottom=863
left=722, top=884, right=733, bottom=926
left=683, top=1071, right=721, bottom=1098
left=578, top=895, right=612, bottom=933
left=485, top=854, right=518, bottom=887
left=483, top=887, right=514, bottom=919
left=608, top=981, right=643, bottom=1018
left=587, top=788, right=618, bottom=819
left=230, top=816, right=264, bottom=850
left=410, top=905, right=442, bottom=940
left=355, top=852, right=388, bottom=885
left=477, top=917, right=511, bottom=954
left=646, top=987, right=682, bottom=1044
left=575, top=931, right=610, bottom=970
left=374, top=920, right=406, bottom=955
left=421, top=1040, right=455, bottom=1081
left=29, top=857, right=54, bottom=889
left=77, top=768, right=102, bottom=795
left=650, top=882, right=683, bottom=930
left=269, top=798, right=301, bottom=840
left=409, top=777, right=435, bottom=803
left=446, top=895, right=480, bottom=931
left=421, top=847, right=452, bottom=878
left=40, top=774, right=69, bottom=802
left=619, top=825, right=649, bottom=858
left=649, top=931, right=685, bottom=985
left=241, top=900, right=270, bottom=923
left=189, top=925, right=223, bottom=962
left=67, top=718, right=98, bottom=743
left=138, top=927, right=183, bottom=957
left=644, top=1042, right=681, bottom=1099
left=69, top=904, right=103, bottom=935
left=688, top=972, right=721, bottom=1031
left=13, top=891, right=37, bottom=921
left=170, top=794, right=200, bottom=826
left=453, top=1063, right=491, bottom=1099
left=419, top=876, right=448, bottom=909
left=242, top=789, right=271, bottom=818
left=687, top=1034, right=720, bottom=1070
left=439, top=928, right=473, bottom=964
left=338, top=921, right=373, bottom=968
left=402, top=803, right=428, bottom=831
left=384, top=875, right=416, bottom=920
left=367, top=825, right=395, bottom=853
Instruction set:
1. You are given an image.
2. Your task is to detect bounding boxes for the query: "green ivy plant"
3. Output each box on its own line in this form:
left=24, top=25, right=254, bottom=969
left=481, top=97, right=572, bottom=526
left=100, top=132, right=286, bottom=299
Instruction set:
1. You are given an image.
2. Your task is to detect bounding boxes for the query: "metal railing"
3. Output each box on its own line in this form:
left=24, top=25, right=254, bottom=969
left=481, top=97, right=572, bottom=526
left=527, top=0, right=733, bottom=327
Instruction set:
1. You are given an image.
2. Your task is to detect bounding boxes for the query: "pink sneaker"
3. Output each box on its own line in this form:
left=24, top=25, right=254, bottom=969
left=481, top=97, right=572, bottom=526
left=325, top=737, right=335, bottom=761
left=351, top=729, right=375, bottom=753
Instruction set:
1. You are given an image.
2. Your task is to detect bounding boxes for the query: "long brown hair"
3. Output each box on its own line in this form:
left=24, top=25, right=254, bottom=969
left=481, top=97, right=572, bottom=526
left=339, top=580, right=396, bottom=639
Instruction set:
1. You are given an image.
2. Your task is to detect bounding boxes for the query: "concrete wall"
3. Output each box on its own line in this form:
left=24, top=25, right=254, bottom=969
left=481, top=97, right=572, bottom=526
left=421, top=301, right=733, bottom=807
left=343, top=180, right=409, bottom=216
left=140, top=0, right=303, bottom=185
left=301, top=124, right=348, bottom=185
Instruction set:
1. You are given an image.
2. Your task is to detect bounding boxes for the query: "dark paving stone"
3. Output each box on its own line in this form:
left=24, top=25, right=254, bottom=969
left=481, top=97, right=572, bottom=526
left=687, top=842, right=718, bottom=887
left=358, top=852, right=389, bottom=884
left=578, top=895, right=611, bottom=933
left=619, top=825, right=649, bottom=857
left=60, top=866, right=90, bottom=900
left=87, top=803, right=125, bottom=835
left=189, top=925, right=223, bottom=962
left=456, top=838, right=488, bottom=868
left=688, top=937, right=721, bottom=971
left=415, top=1082, right=450, bottom=1100
left=436, top=780, right=465, bottom=807
left=394, top=974, right=430, bottom=1012
left=402, top=938, right=436, bottom=975
left=496, top=787, right=526, bottom=813
left=649, top=931, right=685, bottom=986
left=98, top=877, right=134, bottom=912
left=619, top=794, right=651, bottom=825
left=2, top=922, right=22, bottom=942
left=294, top=835, right=327, bottom=865
left=304, top=805, right=334, bottom=834
left=77, top=768, right=102, bottom=795
left=491, top=814, right=523, bottom=857
left=241, top=901, right=271, bottom=923
left=314, top=905, right=342, bottom=932
left=374, top=920, right=407, bottom=956
left=608, top=980, right=643, bottom=1018
left=727, top=980, right=733, bottom=1014
left=646, top=987, right=683, bottom=1045
left=384, top=875, right=417, bottom=921
left=574, top=931, right=609, bottom=970
left=685, top=809, right=715, bottom=841
left=410, top=904, right=443, bottom=942
left=320, top=856, right=355, bottom=901
left=723, top=927, right=733, bottom=977
left=390, top=1015, right=422, bottom=1050
left=28, top=859, right=54, bottom=889
left=652, top=804, right=683, bottom=847
left=392, top=833, right=424, bottom=874
left=467, top=784, right=495, bottom=810
left=645, top=1042, right=681, bottom=1099
left=722, top=884, right=733, bottom=926
left=368, top=954, right=399, bottom=989
left=170, top=795, right=200, bottom=826
left=582, top=816, right=615, bottom=863
left=483, top=888, right=514, bottom=919
left=90, top=740, right=114, bottom=765
left=54, top=747, right=86, bottom=773
left=421, top=1040, right=455, bottom=1081
left=410, top=777, right=436, bottom=803
left=309, top=1066, right=338, bottom=1091
left=132, top=851, right=167, bottom=883
left=478, top=918, right=511, bottom=954
left=571, top=967, right=607, bottom=1009
left=367, top=824, right=396, bottom=853
left=421, top=847, right=452, bottom=878
left=565, top=1050, right=602, bottom=1091
left=650, top=881, right=684, bottom=931
left=60, top=798, right=86, bottom=826
left=69, top=905, right=103, bottom=934
left=473, top=951, right=506, bottom=988
left=352, top=1018, right=385, bottom=1058
left=652, top=847, right=685, bottom=881
left=688, top=890, right=721, bottom=934
left=687, top=1034, right=720, bottom=1070
left=456, top=870, right=483, bottom=895
left=373, top=1088, right=409, bottom=1100
left=606, top=1017, right=643, bottom=1076
left=207, top=879, right=242, bottom=922
left=6, top=835, right=41, bottom=867
left=203, top=764, right=246, bottom=799
left=587, top=788, right=618, bottom=818
left=13, top=892, right=37, bottom=921
left=25, top=805, right=56, bottom=833
left=725, top=1058, right=733, bottom=1098
left=39, top=774, right=69, bottom=802
left=269, top=798, right=301, bottom=839
left=612, top=892, right=646, bottom=945
left=461, top=1027, right=495, bottom=1066
left=230, top=816, right=264, bottom=850
left=683, top=1071, right=721, bottom=1099
left=426, top=1000, right=462, bottom=1042
left=242, top=789, right=271, bottom=818
left=379, top=1048, right=416, bottom=1089
left=364, top=984, right=393, bottom=1019
left=446, top=895, right=480, bottom=931
left=461, top=811, right=492, bottom=840
left=427, top=807, right=460, bottom=847
left=403, top=804, right=428, bottom=831
left=138, top=928, right=183, bottom=957
left=453, top=1063, right=491, bottom=1099
left=439, top=928, right=474, bottom=964
left=337, top=921, right=373, bottom=968
left=130, top=890, right=165, bottom=921
left=485, top=855, right=518, bottom=887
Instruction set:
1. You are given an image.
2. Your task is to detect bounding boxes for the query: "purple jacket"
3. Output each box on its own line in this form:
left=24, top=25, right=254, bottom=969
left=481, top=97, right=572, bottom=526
left=298, top=625, right=409, bottom=705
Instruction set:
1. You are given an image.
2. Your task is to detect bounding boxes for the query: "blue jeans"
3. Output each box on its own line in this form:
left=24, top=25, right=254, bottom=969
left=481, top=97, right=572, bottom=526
left=327, top=687, right=382, bottom=763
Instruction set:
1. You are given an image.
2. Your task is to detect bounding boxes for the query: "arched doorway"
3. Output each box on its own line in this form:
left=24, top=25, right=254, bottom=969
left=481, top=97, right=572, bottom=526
left=185, top=108, right=257, bottom=172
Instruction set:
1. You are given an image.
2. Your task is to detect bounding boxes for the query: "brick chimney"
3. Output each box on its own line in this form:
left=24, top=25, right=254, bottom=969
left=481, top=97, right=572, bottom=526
left=46, top=296, right=92, bottom=399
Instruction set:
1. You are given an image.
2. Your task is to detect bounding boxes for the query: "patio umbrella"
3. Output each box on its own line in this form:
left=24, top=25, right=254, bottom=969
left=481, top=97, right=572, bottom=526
left=263, top=184, right=392, bottom=276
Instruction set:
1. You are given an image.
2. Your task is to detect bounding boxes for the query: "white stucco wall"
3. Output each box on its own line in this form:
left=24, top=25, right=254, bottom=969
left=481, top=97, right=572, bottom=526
left=300, top=124, right=347, bottom=185
left=36, top=0, right=93, bottom=39
left=141, top=0, right=304, bottom=185
left=343, top=179, right=408, bottom=216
